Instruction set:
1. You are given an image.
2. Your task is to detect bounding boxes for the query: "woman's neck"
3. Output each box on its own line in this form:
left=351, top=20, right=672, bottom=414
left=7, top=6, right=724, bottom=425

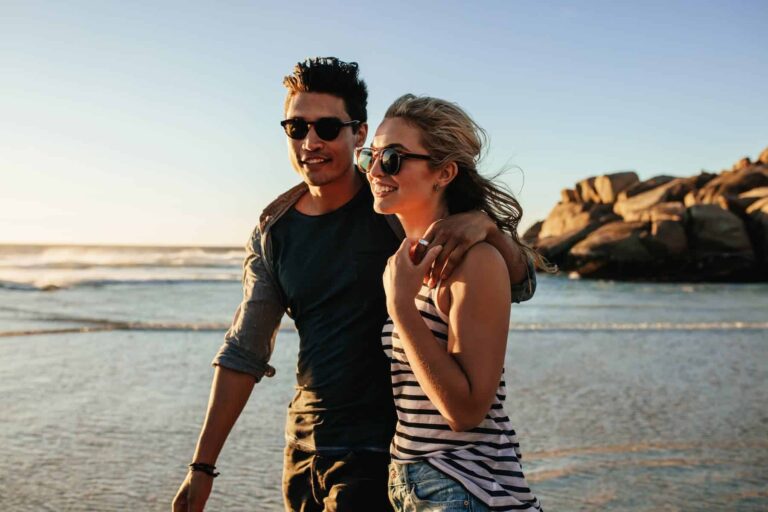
left=397, top=203, right=450, bottom=239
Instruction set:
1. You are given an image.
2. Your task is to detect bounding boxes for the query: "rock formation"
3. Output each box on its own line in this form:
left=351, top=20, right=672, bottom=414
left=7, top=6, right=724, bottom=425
left=524, top=147, right=768, bottom=281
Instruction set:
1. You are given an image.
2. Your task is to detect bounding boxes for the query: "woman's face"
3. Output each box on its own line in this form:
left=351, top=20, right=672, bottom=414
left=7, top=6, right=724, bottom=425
left=367, top=117, right=437, bottom=215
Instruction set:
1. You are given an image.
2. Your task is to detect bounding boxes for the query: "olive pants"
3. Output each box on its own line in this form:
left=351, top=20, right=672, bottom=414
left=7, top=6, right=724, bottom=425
left=282, top=445, right=393, bottom=512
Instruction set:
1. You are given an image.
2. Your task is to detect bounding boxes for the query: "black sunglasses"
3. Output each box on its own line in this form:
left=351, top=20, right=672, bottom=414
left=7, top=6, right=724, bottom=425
left=355, top=147, right=431, bottom=176
left=280, top=117, right=360, bottom=141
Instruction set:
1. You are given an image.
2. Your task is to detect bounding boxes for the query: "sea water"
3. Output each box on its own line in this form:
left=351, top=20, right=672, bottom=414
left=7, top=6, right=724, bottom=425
left=0, top=245, right=766, bottom=511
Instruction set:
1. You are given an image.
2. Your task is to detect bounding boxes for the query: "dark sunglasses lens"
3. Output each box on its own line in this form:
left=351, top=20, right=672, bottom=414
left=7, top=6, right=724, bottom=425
left=284, top=120, right=308, bottom=139
left=357, top=149, right=373, bottom=172
left=381, top=149, right=400, bottom=175
left=315, top=118, right=344, bottom=141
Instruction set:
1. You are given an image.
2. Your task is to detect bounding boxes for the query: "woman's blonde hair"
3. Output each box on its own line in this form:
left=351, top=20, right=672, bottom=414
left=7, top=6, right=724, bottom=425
left=384, top=94, right=551, bottom=271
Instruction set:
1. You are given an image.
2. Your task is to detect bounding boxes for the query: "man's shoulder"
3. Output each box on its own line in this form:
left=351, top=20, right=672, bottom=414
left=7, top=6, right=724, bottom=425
left=258, top=182, right=308, bottom=232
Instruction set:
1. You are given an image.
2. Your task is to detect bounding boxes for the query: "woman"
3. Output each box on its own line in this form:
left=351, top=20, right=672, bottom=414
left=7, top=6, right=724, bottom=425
left=355, top=94, right=543, bottom=511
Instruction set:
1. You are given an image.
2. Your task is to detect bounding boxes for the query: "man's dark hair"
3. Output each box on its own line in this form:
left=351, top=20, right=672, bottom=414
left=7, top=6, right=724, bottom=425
left=283, top=57, right=368, bottom=124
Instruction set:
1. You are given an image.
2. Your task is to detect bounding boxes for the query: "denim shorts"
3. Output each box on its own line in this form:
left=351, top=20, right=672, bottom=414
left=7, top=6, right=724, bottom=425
left=388, top=460, right=489, bottom=512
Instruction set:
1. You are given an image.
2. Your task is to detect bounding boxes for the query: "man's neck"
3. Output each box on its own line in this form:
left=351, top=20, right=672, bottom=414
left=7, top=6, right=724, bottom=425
left=295, top=169, right=363, bottom=216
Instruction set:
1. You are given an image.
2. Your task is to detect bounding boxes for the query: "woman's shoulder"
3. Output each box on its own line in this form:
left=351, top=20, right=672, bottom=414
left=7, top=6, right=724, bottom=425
left=437, top=241, right=511, bottom=318
left=454, top=242, right=507, bottom=279
left=441, top=242, right=509, bottom=295
left=436, top=242, right=509, bottom=314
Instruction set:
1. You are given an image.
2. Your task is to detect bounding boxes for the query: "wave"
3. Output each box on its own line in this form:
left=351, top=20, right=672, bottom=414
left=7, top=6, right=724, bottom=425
left=508, top=321, right=768, bottom=331
left=0, top=245, right=243, bottom=265
left=2, top=316, right=765, bottom=338
left=2, top=262, right=240, bottom=270
left=0, top=275, right=240, bottom=291
left=0, top=245, right=245, bottom=290
left=528, top=456, right=722, bottom=483
left=0, top=281, right=41, bottom=291
left=525, top=439, right=768, bottom=483
left=0, top=321, right=298, bottom=338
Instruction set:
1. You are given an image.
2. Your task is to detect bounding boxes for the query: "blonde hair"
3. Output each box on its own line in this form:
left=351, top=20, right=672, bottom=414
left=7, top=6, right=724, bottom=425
left=384, top=94, right=551, bottom=271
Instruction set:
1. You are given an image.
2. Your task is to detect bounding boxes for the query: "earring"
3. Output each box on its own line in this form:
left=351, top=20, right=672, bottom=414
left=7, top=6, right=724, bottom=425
left=433, top=183, right=440, bottom=192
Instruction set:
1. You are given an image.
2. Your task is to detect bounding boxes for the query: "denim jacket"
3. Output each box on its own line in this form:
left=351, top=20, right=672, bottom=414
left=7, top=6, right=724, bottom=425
left=212, top=182, right=537, bottom=382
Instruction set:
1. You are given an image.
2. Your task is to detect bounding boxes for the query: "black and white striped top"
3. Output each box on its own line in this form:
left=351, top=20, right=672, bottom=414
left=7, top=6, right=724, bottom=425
left=382, top=282, right=542, bottom=511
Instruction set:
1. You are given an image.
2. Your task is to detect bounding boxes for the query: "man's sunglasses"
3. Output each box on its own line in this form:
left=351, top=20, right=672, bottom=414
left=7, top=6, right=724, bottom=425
left=280, top=117, right=360, bottom=141
left=355, top=147, right=431, bottom=176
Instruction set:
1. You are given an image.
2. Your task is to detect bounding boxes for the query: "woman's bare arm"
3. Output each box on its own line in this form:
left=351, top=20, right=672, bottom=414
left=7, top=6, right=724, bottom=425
left=387, top=242, right=510, bottom=431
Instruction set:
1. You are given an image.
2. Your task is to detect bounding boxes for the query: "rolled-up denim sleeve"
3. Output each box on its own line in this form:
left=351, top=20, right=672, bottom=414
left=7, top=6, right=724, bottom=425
left=510, top=256, right=537, bottom=303
left=212, top=227, right=284, bottom=382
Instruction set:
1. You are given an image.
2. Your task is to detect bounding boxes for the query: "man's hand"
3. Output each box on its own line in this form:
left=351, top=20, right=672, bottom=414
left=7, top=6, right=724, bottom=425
left=413, top=211, right=495, bottom=287
left=172, top=470, right=214, bottom=512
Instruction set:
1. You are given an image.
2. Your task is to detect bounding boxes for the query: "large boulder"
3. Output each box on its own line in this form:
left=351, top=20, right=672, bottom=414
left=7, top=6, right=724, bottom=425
left=534, top=222, right=603, bottom=262
left=649, top=220, right=688, bottom=257
left=623, top=202, right=689, bottom=258
left=739, top=187, right=768, bottom=199
left=569, top=221, right=656, bottom=277
left=594, top=171, right=640, bottom=203
left=539, top=202, right=617, bottom=239
left=522, top=221, right=543, bottom=244
left=613, top=178, right=695, bottom=220
left=576, top=177, right=601, bottom=203
left=560, top=188, right=580, bottom=203
left=686, top=204, right=754, bottom=257
left=688, top=166, right=768, bottom=205
left=622, top=201, right=686, bottom=222
left=759, top=147, right=768, bottom=166
left=700, top=186, right=768, bottom=215
left=746, top=197, right=768, bottom=266
left=746, top=196, right=768, bottom=215
left=570, top=221, right=654, bottom=262
left=617, top=175, right=676, bottom=202
left=733, top=157, right=752, bottom=171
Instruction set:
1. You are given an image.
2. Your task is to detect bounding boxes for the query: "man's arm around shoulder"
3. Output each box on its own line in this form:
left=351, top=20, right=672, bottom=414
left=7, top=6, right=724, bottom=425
left=486, top=227, right=537, bottom=303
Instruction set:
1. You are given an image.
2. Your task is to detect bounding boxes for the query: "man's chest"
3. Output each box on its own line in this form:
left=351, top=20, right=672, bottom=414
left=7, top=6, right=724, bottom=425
left=271, top=211, right=398, bottom=316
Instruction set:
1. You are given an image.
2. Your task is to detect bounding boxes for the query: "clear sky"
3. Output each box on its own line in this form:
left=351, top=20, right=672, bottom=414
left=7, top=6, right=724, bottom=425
left=2, top=0, right=766, bottom=246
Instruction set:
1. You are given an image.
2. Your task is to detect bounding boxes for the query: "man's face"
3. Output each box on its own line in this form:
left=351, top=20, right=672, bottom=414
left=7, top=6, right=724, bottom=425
left=284, top=92, right=367, bottom=188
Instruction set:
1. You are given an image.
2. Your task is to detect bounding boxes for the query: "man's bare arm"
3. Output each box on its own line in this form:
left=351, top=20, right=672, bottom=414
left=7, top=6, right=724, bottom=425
left=485, top=226, right=528, bottom=285
left=172, top=366, right=256, bottom=511
left=413, top=211, right=530, bottom=290
left=193, top=366, right=256, bottom=464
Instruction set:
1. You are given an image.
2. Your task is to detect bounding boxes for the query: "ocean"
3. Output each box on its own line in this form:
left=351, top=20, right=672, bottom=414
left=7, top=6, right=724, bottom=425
left=0, top=244, right=766, bottom=511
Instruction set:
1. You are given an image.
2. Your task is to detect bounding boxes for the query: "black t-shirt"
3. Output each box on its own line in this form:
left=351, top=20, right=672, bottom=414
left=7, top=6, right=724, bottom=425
left=270, top=184, right=400, bottom=452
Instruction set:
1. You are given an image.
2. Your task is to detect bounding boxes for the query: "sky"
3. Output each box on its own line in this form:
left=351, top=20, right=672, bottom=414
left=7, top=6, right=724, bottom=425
left=2, top=0, right=766, bottom=246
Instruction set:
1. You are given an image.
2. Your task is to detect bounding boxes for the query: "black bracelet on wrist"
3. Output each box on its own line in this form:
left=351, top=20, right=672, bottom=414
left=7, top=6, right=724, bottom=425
left=188, top=462, right=220, bottom=478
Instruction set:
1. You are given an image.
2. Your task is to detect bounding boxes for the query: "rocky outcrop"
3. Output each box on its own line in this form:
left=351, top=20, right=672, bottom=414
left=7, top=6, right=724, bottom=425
left=595, top=172, right=639, bottom=203
left=525, top=147, right=768, bottom=281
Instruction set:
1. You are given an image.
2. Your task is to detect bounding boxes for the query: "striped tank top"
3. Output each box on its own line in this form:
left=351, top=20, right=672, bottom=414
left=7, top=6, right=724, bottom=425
left=382, top=282, right=542, bottom=511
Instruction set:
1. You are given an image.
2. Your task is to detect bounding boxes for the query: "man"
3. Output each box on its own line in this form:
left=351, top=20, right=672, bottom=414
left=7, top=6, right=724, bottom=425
left=172, top=57, right=535, bottom=512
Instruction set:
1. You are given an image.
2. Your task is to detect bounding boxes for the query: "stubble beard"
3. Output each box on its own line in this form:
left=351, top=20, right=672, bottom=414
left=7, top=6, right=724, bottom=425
left=299, top=162, right=353, bottom=188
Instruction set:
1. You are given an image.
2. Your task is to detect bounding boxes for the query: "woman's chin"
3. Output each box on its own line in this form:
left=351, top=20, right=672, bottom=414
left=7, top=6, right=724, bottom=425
left=373, top=198, right=397, bottom=215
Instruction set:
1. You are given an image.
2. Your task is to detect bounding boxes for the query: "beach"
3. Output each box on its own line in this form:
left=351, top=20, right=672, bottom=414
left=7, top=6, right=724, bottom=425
left=1, top=245, right=767, bottom=511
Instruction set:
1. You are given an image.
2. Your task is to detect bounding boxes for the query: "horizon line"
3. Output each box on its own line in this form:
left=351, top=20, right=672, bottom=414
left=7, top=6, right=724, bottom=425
left=0, top=241, right=243, bottom=250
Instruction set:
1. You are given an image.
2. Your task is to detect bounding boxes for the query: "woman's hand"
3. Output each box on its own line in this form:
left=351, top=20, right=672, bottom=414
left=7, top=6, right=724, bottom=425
left=413, top=211, right=495, bottom=287
left=383, top=238, right=442, bottom=317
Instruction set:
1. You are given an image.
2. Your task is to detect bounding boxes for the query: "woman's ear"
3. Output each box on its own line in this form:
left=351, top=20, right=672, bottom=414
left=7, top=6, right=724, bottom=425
left=436, top=161, right=459, bottom=189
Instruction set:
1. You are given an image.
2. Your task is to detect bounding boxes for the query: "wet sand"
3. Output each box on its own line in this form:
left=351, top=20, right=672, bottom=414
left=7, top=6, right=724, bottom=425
left=1, top=326, right=766, bottom=511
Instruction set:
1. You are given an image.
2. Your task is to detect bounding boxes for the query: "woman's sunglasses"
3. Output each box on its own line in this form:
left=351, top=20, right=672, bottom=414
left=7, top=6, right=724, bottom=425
left=280, top=117, right=360, bottom=141
left=355, top=147, right=431, bottom=176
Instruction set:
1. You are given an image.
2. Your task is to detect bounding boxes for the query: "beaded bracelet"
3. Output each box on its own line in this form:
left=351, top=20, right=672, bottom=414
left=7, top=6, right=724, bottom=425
left=188, top=462, right=220, bottom=478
